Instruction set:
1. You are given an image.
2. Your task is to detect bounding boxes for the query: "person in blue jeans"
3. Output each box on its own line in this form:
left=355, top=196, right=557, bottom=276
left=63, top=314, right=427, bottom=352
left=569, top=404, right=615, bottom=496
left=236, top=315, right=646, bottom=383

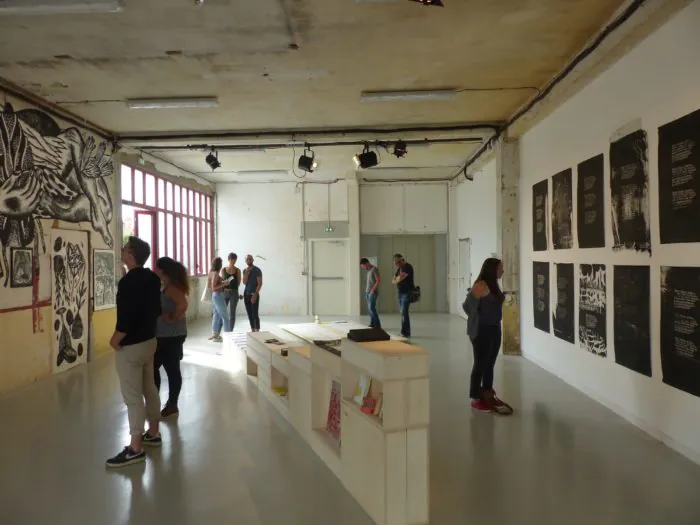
left=360, top=258, right=382, bottom=328
left=208, top=257, right=231, bottom=342
left=392, top=254, right=414, bottom=338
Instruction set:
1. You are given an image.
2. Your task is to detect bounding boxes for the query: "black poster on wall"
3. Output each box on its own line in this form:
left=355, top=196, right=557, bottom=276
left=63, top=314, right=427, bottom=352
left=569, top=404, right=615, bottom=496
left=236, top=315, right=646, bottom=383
left=553, top=263, right=575, bottom=344
left=533, top=261, right=550, bottom=333
left=532, top=179, right=549, bottom=251
left=658, top=108, right=700, bottom=244
left=610, top=129, right=651, bottom=253
left=613, top=266, right=651, bottom=377
left=579, top=264, right=607, bottom=357
left=552, top=169, right=573, bottom=249
left=577, top=154, right=605, bottom=248
left=660, top=266, right=700, bottom=397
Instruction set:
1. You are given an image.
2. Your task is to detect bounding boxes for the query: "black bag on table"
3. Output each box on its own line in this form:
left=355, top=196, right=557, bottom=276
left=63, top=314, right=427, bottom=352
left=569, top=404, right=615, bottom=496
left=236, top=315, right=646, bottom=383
left=347, top=327, right=390, bottom=343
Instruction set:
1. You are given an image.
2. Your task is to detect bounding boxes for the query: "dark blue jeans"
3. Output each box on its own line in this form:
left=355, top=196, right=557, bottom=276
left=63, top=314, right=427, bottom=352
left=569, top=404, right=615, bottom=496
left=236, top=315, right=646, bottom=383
left=398, top=292, right=411, bottom=337
left=366, top=292, right=381, bottom=328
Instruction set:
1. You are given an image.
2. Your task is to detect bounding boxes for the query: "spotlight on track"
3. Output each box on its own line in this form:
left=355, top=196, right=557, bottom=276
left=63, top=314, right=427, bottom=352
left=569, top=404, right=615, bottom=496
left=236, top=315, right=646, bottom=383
left=298, top=146, right=318, bottom=173
left=354, top=144, right=379, bottom=169
left=409, top=0, right=444, bottom=6
left=393, top=140, right=408, bottom=158
left=205, top=148, right=221, bottom=171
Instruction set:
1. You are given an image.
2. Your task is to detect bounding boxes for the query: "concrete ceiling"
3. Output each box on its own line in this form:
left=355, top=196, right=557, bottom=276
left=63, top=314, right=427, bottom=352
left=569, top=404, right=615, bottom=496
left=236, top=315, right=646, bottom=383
left=0, top=0, right=627, bottom=180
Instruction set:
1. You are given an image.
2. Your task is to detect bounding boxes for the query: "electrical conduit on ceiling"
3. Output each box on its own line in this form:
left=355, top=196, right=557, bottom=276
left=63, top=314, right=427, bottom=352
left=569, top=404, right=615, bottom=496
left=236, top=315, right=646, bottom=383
left=453, top=0, right=649, bottom=180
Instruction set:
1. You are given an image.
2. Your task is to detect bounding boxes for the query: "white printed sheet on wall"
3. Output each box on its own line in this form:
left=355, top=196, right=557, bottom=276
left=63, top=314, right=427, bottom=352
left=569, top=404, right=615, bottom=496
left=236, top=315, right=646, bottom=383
left=51, top=229, right=89, bottom=374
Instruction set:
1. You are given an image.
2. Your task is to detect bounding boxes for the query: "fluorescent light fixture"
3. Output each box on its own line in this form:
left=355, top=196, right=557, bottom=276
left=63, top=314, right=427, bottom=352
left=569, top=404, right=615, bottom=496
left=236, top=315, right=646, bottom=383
left=126, top=97, right=218, bottom=110
left=0, top=0, right=123, bottom=15
left=361, top=90, right=456, bottom=102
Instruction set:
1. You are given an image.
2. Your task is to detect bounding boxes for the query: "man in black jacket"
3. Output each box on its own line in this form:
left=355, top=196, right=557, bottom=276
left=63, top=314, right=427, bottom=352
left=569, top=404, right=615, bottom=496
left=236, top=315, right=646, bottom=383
left=106, top=236, right=162, bottom=468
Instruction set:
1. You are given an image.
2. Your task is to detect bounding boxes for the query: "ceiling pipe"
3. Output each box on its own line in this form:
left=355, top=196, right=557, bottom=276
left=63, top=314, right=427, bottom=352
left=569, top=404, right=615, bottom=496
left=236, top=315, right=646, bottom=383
left=452, top=0, right=647, bottom=180
left=136, top=137, right=483, bottom=152
left=116, top=123, right=500, bottom=145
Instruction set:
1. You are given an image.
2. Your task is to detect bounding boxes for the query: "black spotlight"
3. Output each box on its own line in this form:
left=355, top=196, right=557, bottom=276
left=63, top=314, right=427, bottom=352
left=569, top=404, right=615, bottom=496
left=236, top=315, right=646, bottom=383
left=298, top=146, right=318, bottom=173
left=205, top=148, right=221, bottom=171
left=354, top=144, right=379, bottom=169
left=410, top=0, right=444, bottom=5
left=393, top=140, right=407, bottom=158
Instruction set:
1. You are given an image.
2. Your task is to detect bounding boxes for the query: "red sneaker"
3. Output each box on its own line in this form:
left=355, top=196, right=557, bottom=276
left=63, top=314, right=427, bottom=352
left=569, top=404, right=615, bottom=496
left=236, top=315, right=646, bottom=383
left=471, top=399, right=492, bottom=412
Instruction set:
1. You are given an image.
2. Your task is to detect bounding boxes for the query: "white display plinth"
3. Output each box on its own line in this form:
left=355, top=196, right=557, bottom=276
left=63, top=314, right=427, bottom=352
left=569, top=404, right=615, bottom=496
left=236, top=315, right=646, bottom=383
left=229, top=325, right=430, bottom=525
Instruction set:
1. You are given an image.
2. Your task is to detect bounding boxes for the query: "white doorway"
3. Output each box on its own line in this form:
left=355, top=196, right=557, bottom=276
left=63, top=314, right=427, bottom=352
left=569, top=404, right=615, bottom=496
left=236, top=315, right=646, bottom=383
left=310, top=239, right=349, bottom=316
left=458, top=238, right=471, bottom=318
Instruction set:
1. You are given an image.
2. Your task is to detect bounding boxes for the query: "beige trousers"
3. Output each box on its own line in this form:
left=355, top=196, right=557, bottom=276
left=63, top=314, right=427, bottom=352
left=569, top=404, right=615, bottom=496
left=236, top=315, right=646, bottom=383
left=115, top=338, right=161, bottom=436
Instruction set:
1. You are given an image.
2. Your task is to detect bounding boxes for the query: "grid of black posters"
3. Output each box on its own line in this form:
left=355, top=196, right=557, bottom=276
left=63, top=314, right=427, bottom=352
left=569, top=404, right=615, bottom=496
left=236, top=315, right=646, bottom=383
left=660, top=266, right=700, bottom=397
left=658, top=108, right=700, bottom=244
left=577, top=154, right=605, bottom=248
left=579, top=264, right=607, bottom=357
left=552, top=169, right=573, bottom=249
left=613, top=266, right=651, bottom=377
left=533, top=261, right=550, bottom=333
left=609, top=129, right=651, bottom=253
left=553, top=263, right=574, bottom=344
left=532, top=179, right=549, bottom=251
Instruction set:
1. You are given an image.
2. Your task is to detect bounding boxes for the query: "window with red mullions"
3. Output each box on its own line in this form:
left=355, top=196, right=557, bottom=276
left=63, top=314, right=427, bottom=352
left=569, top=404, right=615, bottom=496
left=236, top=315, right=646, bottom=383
left=120, top=164, right=213, bottom=276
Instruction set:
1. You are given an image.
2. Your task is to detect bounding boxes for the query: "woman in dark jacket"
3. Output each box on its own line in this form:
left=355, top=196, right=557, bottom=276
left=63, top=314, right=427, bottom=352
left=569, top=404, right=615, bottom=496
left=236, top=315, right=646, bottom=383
left=463, top=257, right=512, bottom=415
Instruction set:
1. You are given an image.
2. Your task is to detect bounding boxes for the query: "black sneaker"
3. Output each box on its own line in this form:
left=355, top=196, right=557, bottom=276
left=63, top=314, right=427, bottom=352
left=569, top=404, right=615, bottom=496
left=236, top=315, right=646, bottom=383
left=142, top=432, right=162, bottom=447
left=106, top=447, right=145, bottom=468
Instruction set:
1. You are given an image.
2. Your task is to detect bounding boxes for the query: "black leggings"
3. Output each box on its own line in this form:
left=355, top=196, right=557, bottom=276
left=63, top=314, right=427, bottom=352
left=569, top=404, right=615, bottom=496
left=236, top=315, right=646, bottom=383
left=469, top=325, right=502, bottom=399
left=154, top=335, right=186, bottom=407
left=224, top=291, right=239, bottom=331
left=244, top=293, right=260, bottom=331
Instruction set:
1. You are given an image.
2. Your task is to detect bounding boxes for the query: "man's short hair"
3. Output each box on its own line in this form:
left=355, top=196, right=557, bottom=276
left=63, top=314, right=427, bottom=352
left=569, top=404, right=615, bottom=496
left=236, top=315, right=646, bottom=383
left=360, top=258, right=369, bottom=265
left=127, top=236, right=151, bottom=266
left=393, top=253, right=403, bottom=260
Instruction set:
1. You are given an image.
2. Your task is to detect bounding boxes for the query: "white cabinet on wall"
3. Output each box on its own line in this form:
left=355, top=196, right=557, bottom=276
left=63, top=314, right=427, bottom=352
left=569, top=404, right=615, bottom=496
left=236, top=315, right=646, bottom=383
left=360, top=183, right=448, bottom=235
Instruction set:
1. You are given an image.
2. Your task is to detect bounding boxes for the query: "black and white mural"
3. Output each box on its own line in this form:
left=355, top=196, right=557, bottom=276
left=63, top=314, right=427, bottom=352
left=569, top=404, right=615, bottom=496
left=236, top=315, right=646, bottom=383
left=93, top=249, right=116, bottom=311
left=10, top=247, right=33, bottom=288
left=660, top=266, right=700, bottom=397
left=610, top=129, right=651, bottom=253
left=0, top=103, right=114, bottom=288
left=533, top=261, right=550, bottom=333
left=51, top=230, right=89, bottom=373
left=553, top=263, right=574, bottom=344
left=658, top=108, right=700, bottom=244
left=613, top=266, right=651, bottom=377
left=532, top=179, right=548, bottom=251
left=577, top=154, right=605, bottom=248
left=551, top=169, right=573, bottom=249
left=579, top=264, right=607, bottom=357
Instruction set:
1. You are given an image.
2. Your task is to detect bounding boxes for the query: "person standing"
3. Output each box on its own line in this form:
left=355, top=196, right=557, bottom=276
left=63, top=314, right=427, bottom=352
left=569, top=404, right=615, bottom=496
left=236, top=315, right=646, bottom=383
left=208, top=257, right=230, bottom=342
left=221, top=253, right=241, bottom=332
left=153, top=257, right=189, bottom=418
left=107, top=236, right=163, bottom=468
left=391, top=253, right=414, bottom=338
left=242, top=254, right=263, bottom=332
left=462, top=257, right=512, bottom=414
left=360, top=258, right=382, bottom=329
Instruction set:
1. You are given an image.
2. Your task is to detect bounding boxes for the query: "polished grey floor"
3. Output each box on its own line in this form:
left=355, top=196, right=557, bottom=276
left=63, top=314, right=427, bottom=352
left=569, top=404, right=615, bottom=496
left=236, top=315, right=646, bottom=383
left=2, top=314, right=700, bottom=525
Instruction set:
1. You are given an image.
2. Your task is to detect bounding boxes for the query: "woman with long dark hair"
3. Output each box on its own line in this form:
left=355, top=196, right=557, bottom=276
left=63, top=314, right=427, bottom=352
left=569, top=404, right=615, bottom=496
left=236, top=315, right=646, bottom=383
left=463, top=257, right=513, bottom=415
left=208, top=257, right=230, bottom=341
left=153, top=257, right=189, bottom=418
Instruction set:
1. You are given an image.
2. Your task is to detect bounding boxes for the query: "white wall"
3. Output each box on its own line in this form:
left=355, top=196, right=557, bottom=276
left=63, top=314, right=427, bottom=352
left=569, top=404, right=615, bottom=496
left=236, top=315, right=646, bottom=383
left=519, top=1, right=700, bottom=464
left=216, top=180, right=351, bottom=315
left=448, top=159, right=499, bottom=314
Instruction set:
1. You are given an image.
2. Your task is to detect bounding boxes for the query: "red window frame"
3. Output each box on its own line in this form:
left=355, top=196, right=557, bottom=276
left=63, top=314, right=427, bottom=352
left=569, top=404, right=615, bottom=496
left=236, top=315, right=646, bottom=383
left=121, top=164, right=214, bottom=276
